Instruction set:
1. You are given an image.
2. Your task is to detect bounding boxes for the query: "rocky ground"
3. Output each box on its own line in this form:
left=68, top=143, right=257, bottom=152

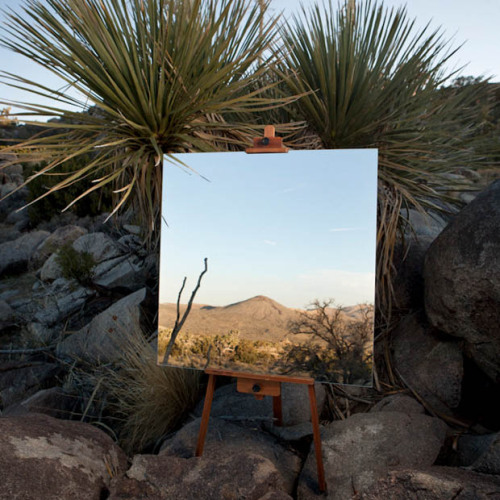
left=1, top=152, right=499, bottom=499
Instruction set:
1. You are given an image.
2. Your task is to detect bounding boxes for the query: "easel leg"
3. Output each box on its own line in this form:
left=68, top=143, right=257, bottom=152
left=195, top=373, right=216, bottom=457
left=308, top=384, right=326, bottom=492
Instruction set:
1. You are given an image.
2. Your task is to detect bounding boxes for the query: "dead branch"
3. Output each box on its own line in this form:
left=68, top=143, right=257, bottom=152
left=164, top=257, right=208, bottom=363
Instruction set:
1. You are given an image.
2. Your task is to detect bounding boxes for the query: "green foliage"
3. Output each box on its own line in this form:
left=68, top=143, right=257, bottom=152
left=56, top=243, right=96, bottom=286
left=25, top=155, right=113, bottom=225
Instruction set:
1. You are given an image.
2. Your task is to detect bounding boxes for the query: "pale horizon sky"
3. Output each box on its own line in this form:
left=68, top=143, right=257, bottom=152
left=159, top=149, right=378, bottom=309
left=0, top=0, right=498, bottom=121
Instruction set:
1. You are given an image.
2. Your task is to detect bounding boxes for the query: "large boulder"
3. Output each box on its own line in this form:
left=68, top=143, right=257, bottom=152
left=298, top=411, right=447, bottom=499
left=0, top=299, right=16, bottom=331
left=110, top=452, right=293, bottom=500
left=57, top=287, right=147, bottom=364
left=356, top=466, right=500, bottom=499
left=391, top=313, right=463, bottom=413
left=93, top=255, right=148, bottom=292
left=424, top=179, right=500, bottom=383
left=0, top=230, right=49, bottom=277
left=160, top=417, right=301, bottom=496
left=0, top=413, right=127, bottom=500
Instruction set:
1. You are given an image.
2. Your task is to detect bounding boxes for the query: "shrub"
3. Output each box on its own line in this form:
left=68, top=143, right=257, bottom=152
left=55, top=243, right=96, bottom=286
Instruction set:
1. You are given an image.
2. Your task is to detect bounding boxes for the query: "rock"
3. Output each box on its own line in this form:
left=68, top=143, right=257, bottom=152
left=0, top=230, right=49, bottom=277
left=93, top=255, right=148, bottom=291
left=2, top=387, right=79, bottom=419
left=122, top=224, right=141, bottom=236
left=160, top=417, right=301, bottom=496
left=32, top=224, right=88, bottom=267
left=453, top=433, right=497, bottom=467
left=298, top=411, right=447, bottom=499
left=0, top=299, right=16, bottom=331
left=356, top=466, right=500, bottom=499
left=57, top=288, right=147, bottom=364
left=392, top=235, right=434, bottom=311
left=392, top=313, right=463, bottom=413
left=404, top=209, right=448, bottom=239
left=110, top=452, right=292, bottom=500
left=40, top=253, right=63, bottom=282
left=370, top=394, right=425, bottom=415
left=0, top=361, right=61, bottom=409
left=33, top=284, right=94, bottom=326
left=0, top=413, right=127, bottom=500
left=72, top=232, right=122, bottom=263
left=424, top=179, right=500, bottom=383
left=0, top=222, right=21, bottom=244
left=471, top=433, right=500, bottom=475
left=26, top=322, right=56, bottom=344
left=193, top=382, right=325, bottom=427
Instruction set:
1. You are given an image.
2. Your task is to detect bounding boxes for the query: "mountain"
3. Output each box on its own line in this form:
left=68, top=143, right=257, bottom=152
left=158, top=295, right=373, bottom=343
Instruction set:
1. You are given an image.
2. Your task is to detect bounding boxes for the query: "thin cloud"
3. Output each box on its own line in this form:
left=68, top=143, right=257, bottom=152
left=263, top=240, right=277, bottom=246
left=329, top=227, right=359, bottom=233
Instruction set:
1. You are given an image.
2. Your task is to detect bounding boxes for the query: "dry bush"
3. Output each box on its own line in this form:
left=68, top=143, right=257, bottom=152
left=96, top=325, right=200, bottom=454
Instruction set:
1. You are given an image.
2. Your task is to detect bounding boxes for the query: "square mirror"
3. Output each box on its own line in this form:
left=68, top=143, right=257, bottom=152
left=158, top=149, right=377, bottom=386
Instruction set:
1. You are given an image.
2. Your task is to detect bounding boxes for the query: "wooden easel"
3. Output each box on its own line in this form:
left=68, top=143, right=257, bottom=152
left=195, top=369, right=326, bottom=493
left=195, top=126, right=326, bottom=493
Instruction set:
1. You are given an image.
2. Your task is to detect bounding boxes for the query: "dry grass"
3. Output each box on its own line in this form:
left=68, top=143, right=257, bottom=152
left=96, top=324, right=200, bottom=454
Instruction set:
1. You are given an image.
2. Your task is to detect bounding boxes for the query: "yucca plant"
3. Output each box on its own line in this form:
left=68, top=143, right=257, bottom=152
left=0, top=0, right=285, bottom=248
left=276, top=0, right=495, bottom=320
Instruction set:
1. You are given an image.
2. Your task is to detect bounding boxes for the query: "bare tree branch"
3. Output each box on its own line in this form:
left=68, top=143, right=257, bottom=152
left=164, top=258, right=208, bottom=363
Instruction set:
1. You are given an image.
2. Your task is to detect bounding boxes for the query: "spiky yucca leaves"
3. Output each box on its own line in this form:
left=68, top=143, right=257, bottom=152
left=277, top=0, right=494, bottom=320
left=0, top=0, right=283, bottom=248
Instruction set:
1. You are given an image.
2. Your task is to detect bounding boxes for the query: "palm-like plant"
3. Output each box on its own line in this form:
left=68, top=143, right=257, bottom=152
left=277, top=0, right=494, bottom=320
left=0, top=0, right=283, bottom=247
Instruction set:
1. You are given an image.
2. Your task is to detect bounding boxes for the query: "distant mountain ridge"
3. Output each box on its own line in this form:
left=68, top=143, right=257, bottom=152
left=158, top=295, right=371, bottom=343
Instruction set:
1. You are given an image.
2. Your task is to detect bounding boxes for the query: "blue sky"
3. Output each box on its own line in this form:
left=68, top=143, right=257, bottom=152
left=159, top=149, right=378, bottom=308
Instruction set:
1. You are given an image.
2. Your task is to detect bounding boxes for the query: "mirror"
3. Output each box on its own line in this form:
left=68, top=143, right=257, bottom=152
left=158, top=149, right=377, bottom=386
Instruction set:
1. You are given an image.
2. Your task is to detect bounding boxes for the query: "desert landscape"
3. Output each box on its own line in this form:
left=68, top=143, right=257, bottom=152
left=158, top=295, right=374, bottom=385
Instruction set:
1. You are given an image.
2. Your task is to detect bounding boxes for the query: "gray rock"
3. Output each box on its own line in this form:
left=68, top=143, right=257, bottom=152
left=110, top=452, right=292, bottom=500
left=0, top=361, right=60, bottom=408
left=0, top=413, right=127, bottom=500
left=0, top=299, right=16, bottom=331
left=298, top=411, right=447, bottom=499
left=0, top=230, right=49, bottom=277
left=2, top=387, right=78, bottom=419
left=392, top=313, right=463, bottom=413
left=40, top=253, right=63, bottom=282
left=93, top=254, right=148, bottom=291
left=32, top=224, right=88, bottom=267
left=0, top=223, right=21, bottom=244
left=454, top=433, right=497, bottom=467
left=424, top=179, right=500, bottom=383
left=57, top=288, right=147, bottom=364
left=160, top=417, right=301, bottom=495
left=73, top=232, right=122, bottom=263
left=26, top=322, right=56, bottom=345
left=405, top=209, right=448, bottom=239
left=356, top=466, right=500, bottom=499
left=193, top=382, right=325, bottom=427
left=370, top=394, right=425, bottom=415
left=471, top=433, right=500, bottom=475
left=33, top=285, right=94, bottom=326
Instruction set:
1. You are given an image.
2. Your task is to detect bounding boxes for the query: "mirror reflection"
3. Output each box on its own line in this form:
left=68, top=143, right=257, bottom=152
left=158, top=149, right=377, bottom=386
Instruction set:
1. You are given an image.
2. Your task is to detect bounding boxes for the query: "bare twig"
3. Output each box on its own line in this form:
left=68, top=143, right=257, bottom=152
left=0, top=346, right=55, bottom=355
left=164, top=258, right=208, bottom=363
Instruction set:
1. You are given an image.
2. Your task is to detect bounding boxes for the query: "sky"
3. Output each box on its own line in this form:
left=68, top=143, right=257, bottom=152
left=159, top=149, right=378, bottom=309
left=0, top=0, right=499, bottom=119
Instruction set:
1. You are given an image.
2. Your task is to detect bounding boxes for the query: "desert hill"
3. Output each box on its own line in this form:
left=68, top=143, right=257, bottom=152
left=158, top=295, right=372, bottom=343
